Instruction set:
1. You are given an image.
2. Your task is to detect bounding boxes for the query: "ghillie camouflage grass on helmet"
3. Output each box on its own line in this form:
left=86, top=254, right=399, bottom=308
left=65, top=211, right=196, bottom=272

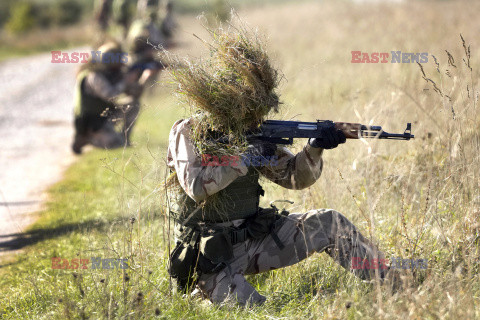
left=169, top=25, right=282, bottom=156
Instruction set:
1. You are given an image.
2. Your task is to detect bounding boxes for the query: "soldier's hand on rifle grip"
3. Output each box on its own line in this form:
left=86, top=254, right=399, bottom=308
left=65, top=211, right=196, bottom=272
left=124, top=70, right=140, bottom=85
left=308, top=124, right=346, bottom=149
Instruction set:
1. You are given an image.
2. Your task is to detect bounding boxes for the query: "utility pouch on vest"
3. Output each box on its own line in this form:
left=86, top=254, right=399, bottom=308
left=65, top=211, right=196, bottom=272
left=199, top=232, right=234, bottom=265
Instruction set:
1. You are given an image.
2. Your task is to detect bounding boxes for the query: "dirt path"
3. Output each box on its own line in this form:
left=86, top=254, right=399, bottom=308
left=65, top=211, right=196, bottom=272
left=0, top=48, right=87, bottom=255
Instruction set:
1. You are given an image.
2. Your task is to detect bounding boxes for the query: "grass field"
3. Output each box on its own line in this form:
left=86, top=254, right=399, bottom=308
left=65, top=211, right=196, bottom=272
left=1, top=0, right=480, bottom=318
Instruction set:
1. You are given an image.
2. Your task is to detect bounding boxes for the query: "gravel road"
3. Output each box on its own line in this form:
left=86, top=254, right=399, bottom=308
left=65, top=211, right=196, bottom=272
left=0, top=49, right=87, bottom=253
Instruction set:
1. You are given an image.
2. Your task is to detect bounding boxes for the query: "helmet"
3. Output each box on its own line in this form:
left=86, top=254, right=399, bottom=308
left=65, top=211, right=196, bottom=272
left=97, top=41, right=124, bottom=56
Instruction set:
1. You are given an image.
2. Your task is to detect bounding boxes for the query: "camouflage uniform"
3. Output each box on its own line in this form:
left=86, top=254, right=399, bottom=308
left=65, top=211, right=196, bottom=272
left=125, top=13, right=166, bottom=89
left=95, top=0, right=113, bottom=31
left=136, top=0, right=160, bottom=16
left=167, top=118, right=386, bottom=305
left=127, top=17, right=165, bottom=61
left=112, top=0, right=138, bottom=37
left=72, top=61, right=142, bottom=153
left=160, top=1, right=176, bottom=46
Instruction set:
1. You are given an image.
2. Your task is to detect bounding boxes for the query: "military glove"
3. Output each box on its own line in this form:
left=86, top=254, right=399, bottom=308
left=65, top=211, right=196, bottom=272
left=309, top=123, right=346, bottom=149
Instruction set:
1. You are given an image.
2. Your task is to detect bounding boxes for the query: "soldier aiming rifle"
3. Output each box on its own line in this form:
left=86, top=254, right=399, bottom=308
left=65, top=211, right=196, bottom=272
left=166, top=28, right=411, bottom=305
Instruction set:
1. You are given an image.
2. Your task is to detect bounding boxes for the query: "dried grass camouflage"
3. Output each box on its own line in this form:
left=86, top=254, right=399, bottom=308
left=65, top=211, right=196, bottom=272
left=168, top=24, right=281, bottom=156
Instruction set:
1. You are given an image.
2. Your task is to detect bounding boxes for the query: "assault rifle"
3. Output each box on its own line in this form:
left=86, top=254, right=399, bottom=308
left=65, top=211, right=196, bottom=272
left=247, top=120, right=414, bottom=145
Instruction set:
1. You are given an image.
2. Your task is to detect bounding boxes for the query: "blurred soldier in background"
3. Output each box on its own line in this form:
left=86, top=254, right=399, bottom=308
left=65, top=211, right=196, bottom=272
left=160, top=1, right=177, bottom=48
left=126, top=1, right=170, bottom=85
left=137, top=0, right=177, bottom=42
left=95, top=0, right=140, bottom=39
left=129, top=0, right=176, bottom=51
left=72, top=42, right=153, bottom=154
left=95, top=0, right=113, bottom=31
left=136, top=0, right=160, bottom=16
left=127, top=12, right=165, bottom=60
left=112, top=0, right=138, bottom=38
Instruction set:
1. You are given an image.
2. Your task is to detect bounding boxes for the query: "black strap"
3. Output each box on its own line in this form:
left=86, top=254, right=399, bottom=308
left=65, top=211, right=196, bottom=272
left=189, top=229, right=200, bottom=247
left=271, top=209, right=288, bottom=250
left=230, top=228, right=248, bottom=245
left=270, top=230, right=285, bottom=250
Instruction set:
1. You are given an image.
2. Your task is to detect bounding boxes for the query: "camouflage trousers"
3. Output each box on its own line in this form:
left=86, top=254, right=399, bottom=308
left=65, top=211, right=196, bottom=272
left=196, top=209, right=385, bottom=305
left=72, top=121, right=124, bottom=153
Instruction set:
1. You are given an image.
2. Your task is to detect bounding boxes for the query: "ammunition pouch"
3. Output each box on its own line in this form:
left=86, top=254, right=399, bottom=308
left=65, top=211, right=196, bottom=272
left=246, top=207, right=289, bottom=249
left=168, top=241, right=199, bottom=292
left=168, top=226, right=231, bottom=294
left=246, top=207, right=278, bottom=238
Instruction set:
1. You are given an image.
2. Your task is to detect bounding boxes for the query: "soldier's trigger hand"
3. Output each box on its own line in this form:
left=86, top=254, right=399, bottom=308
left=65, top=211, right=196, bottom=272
left=244, top=139, right=277, bottom=157
left=124, top=71, right=140, bottom=84
left=308, top=124, right=346, bottom=150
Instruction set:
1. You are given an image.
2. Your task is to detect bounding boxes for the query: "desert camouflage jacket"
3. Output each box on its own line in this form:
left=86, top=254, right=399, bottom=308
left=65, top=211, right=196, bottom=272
left=167, top=118, right=325, bottom=204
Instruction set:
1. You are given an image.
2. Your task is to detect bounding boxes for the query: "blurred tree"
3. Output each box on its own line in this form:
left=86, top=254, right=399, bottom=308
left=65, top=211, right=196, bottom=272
left=0, top=0, right=15, bottom=28
left=51, top=0, right=83, bottom=26
left=5, top=2, right=36, bottom=34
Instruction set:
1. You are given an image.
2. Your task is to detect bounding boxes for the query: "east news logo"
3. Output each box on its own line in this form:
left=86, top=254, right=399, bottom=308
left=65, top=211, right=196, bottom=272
left=51, top=257, right=129, bottom=269
left=351, top=51, right=428, bottom=63
left=51, top=51, right=129, bottom=64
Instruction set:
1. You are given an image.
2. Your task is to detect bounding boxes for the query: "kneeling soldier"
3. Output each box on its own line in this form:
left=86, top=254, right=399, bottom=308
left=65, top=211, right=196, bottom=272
left=72, top=42, right=151, bottom=154
left=166, top=28, right=387, bottom=305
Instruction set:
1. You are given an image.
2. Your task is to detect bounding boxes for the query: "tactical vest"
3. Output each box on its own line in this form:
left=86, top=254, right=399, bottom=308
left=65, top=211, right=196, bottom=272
left=170, top=167, right=263, bottom=226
